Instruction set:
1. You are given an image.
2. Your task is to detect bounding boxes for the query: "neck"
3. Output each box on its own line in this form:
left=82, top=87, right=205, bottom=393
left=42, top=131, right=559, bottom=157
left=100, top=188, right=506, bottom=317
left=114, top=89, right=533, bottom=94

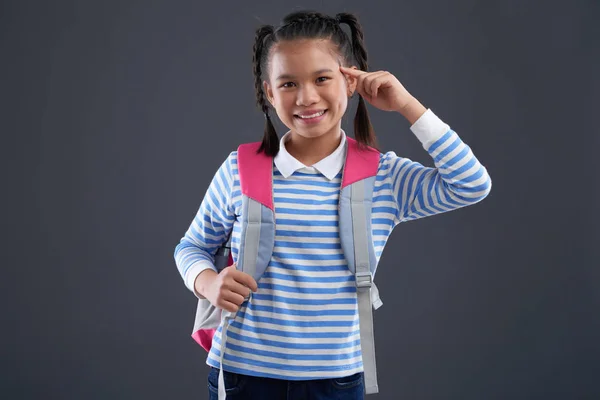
left=285, top=125, right=342, bottom=166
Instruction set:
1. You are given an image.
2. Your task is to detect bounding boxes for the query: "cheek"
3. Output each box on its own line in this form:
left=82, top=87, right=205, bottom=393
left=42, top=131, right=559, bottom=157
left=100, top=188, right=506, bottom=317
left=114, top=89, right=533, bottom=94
left=272, top=95, right=290, bottom=118
left=333, top=81, right=348, bottom=103
left=339, top=94, right=348, bottom=109
left=332, top=87, right=348, bottom=112
left=275, top=93, right=294, bottom=110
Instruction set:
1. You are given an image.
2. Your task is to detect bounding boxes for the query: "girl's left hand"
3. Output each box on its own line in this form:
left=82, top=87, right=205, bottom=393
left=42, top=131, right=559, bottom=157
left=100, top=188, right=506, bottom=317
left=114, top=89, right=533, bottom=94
left=340, top=66, right=413, bottom=113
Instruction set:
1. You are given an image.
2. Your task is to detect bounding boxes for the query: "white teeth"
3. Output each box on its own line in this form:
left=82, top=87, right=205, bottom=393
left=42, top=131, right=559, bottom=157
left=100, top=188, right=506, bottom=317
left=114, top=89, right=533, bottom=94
left=298, top=110, right=325, bottom=119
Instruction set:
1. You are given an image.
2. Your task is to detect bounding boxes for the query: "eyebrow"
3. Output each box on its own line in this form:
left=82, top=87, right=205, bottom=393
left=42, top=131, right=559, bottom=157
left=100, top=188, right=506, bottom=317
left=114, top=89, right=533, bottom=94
left=275, top=69, right=334, bottom=81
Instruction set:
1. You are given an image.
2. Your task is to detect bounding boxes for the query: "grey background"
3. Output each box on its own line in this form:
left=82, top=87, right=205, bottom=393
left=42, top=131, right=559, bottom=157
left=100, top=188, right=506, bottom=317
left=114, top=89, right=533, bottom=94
left=2, top=0, right=599, bottom=399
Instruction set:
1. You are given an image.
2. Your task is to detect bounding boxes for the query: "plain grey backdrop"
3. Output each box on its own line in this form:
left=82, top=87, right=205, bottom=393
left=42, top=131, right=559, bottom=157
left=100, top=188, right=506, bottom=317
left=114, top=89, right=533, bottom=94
left=3, top=0, right=599, bottom=399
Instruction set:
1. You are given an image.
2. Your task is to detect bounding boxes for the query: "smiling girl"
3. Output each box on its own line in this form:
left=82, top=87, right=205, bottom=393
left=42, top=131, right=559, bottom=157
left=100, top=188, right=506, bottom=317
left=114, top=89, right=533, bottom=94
left=174, top=10, right=492, bottom=400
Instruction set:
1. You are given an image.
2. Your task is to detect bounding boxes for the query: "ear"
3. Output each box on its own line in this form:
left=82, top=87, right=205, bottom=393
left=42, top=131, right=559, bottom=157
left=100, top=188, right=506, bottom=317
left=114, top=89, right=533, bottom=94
left=263, top=81, right=274, bottom=105
left=343, top=65, right=359, bottom=97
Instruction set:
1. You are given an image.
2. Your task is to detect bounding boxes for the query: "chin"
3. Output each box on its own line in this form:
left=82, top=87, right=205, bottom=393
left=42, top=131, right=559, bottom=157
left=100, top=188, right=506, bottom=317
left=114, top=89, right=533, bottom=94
left=292, top=126, right=331, bottom=139
left=289, top=119, right=338, bottom=139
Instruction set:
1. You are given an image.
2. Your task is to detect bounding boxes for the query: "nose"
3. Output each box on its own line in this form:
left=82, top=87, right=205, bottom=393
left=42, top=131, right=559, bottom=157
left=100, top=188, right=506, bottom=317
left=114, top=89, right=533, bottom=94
left=296, top=84, right=320, bottom=107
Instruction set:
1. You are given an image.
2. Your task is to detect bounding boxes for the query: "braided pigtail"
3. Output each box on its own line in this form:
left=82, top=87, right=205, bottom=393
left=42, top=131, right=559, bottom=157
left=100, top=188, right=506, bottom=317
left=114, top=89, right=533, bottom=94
left=253, top=25, right=279, bottom=156
left=336, top=13, right=378, bottom=150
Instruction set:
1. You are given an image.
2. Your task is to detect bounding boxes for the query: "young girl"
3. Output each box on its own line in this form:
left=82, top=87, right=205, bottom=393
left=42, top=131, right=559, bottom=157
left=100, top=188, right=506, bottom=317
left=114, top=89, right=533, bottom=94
left=174, top=10, right=491, bottom=400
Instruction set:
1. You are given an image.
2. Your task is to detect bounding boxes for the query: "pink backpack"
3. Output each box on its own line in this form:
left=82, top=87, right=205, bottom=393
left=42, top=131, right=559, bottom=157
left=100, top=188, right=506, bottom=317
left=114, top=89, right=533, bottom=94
left=193, top=137, right=383, bottom=396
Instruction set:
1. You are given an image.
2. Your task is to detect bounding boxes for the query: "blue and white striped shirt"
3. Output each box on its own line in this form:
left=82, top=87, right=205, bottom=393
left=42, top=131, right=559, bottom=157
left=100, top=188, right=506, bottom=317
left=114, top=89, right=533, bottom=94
left=174, top=109, right=492, bottom=380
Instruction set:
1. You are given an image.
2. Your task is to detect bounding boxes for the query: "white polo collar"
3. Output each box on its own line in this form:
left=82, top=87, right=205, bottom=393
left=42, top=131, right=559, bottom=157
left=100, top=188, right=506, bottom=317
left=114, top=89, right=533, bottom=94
left=273, top=130, right=347, bottom=180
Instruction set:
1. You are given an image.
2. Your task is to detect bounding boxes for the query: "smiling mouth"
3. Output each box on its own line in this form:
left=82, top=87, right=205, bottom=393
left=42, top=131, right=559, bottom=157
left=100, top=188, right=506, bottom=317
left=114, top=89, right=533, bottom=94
left=294, top=110, right=327, bottom=119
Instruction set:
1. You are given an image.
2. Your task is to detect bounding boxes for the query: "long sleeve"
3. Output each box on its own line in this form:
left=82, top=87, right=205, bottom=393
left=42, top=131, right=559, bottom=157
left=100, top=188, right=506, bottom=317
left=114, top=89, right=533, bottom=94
left=173, top=152, right=237, bottom=298
left=383, top=109, right=492, bottom=224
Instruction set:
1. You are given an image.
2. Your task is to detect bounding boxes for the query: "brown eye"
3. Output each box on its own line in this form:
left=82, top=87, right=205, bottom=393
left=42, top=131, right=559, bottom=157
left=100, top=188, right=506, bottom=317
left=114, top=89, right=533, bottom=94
left=281, top=82, right=295, bottom=88
left=316, top=77, right=330, bottom=83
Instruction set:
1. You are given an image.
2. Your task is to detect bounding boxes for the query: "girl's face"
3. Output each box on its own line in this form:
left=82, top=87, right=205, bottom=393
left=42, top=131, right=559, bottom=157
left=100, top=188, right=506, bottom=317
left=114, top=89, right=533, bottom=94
left=264, top=39, right=357, bottom=141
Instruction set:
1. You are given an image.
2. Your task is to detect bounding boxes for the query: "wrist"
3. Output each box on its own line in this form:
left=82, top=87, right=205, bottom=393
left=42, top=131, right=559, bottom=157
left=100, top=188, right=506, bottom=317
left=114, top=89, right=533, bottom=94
left=194, top=269, right=218, bottom=299
left=396, top=96, right=427, bottom=125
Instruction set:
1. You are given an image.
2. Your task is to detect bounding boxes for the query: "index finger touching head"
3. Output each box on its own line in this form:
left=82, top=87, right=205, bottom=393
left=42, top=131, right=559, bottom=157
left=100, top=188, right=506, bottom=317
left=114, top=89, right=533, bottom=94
left=340, top=65, right=366, bottom=76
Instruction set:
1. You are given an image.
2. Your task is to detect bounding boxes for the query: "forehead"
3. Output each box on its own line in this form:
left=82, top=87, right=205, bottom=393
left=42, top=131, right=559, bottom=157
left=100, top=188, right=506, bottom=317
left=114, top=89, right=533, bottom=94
left=269, top=39, right=340, bottom=77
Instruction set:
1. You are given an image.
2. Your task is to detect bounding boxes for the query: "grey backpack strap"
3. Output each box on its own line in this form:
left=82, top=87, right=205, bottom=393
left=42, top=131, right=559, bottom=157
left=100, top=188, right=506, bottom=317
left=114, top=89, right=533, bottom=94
left=215, top=142, right=276, bottom=399
left=218, top=196, right=264, bottom=400
left=349, top=180, right=380, bottom=395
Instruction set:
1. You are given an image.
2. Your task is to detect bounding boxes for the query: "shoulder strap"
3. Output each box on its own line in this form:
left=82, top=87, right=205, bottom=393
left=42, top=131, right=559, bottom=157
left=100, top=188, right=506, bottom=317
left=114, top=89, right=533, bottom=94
left=339, top=137, right=380, bottom=277
left=339, top=137, right=382, bottom=395
left=214, top=142, right=275, bottom=275
left=236, top=142, right=275, bottom=282
left=214, top=142, right=272, bottom=272
left=215, top=143, right=276, bottom=400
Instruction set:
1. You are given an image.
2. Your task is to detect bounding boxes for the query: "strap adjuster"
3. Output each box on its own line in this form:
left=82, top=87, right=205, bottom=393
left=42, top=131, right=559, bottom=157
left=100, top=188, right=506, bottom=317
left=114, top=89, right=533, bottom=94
left=355, top=271, right=372, bottom=289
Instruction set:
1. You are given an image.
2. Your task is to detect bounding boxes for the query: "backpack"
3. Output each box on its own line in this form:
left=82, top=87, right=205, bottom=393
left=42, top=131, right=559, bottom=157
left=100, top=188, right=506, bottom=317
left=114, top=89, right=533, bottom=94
left=192, top=137, right=383, bottom=398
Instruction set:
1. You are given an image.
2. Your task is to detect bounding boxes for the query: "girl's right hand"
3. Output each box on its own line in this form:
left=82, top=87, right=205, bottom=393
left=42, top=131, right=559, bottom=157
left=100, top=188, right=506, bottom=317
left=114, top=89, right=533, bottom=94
left=198, top=264, right=258, bottom=313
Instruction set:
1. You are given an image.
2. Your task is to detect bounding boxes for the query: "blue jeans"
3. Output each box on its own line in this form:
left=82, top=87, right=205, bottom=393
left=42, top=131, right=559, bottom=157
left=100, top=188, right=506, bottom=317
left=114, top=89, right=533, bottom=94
left=208, top=367, right=365, bottom=400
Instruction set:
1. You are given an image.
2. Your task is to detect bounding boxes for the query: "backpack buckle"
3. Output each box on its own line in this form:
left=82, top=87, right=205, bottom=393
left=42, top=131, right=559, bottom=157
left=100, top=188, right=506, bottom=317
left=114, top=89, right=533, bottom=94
left=355, top=271, right=372, bottom=289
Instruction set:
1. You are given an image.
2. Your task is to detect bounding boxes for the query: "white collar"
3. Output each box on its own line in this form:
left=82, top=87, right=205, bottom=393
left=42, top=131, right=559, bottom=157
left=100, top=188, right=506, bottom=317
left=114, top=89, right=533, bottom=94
left=273, top=130, right=347, bottom=180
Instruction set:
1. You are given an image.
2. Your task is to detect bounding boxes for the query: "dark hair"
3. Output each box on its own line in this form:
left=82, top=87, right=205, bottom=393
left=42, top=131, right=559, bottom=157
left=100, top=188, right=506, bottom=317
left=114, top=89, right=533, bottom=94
left=253, top=10, right=378, bottom=157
